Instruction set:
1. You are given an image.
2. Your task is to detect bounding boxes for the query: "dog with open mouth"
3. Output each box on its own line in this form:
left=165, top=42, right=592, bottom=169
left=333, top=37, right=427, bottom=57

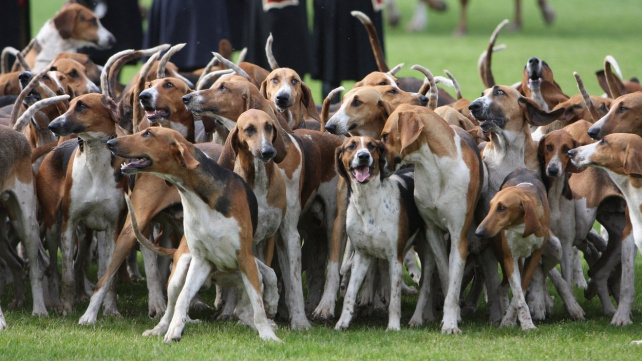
left=107, top=126, right=281, bottom=343
left=334, top=136, right=421, bottom=331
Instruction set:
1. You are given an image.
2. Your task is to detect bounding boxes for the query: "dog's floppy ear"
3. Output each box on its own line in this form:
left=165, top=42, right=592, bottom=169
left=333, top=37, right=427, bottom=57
left=519, top=96, right=566, bottom=126
left=335, top=145, right=350, bottom=182
left=376, top=140, right=389, bottom=179
left=565, top=139, right=585, bottom=173
left=301, top=82, right=321, bottom=122
left=53, top=6, right=79, bottom=39
left=271, top=122, right=288, bottom=164
left=378, top=99, right=395, bottom=120
left=259, top=79, right=268, bottom=99
left=623, top=146, right=642, bottom=178
left=170, top=141, right=200, bottom=170
left=398, top=112, right=425, bottom=156
left=217, top=126, right=238, bottom=170
left=101, top=95, right=120, bottom=124
left=521, top=196, right=542, bottom=238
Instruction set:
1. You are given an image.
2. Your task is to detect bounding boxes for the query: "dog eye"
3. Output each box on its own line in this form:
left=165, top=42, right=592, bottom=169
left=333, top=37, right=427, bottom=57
left=367, top=143, right=375, bottom=150
left=387, top=89, right=398, bottom=94
left=142, top=130, right=153, bottom=137
left=497, top=204, right=507, bottom=212
left=163, top=82, right=174, bottom=88
left=546, top=144, right=553, bottom=152
left=599, top=139, right=607, bottom=145
left=378, top=81, right=387, bottom=86
left=75, top=101, right=87, bottom=111
left=600, top=104, right=608, bottom=113
left=346, top=142, right=356, bottom=150
left=494, top=89, right=505, bottom=96
left=351, top=99, right=362, bottom=107
left=271, top=78, right=279, bottom=84
left=265, top=124, right=273, bottom=132
left=218, top=84, right=227, bottom=91
left=291, top=79, right=298, bottom=85
left=562, top=146, right=570, bottom=154
left=616, top=105, right=628, bottom=113
left=381, top=134, right=389, bottom=143
left=244, top=125, right=256, bottom=134
left=69, top=70, right=79, bottom=78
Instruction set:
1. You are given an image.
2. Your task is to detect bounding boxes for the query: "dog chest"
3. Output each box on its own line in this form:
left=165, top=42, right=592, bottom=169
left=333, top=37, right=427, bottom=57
left=505, top=226, right=545, bottom=259
left=179, top=189, right=242, bottom=271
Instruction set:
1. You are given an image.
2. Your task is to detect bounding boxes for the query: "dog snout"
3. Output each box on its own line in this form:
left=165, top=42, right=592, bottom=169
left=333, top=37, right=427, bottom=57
left=106, top=138, right=118, bottom=151
left=547, top=165, right=559, bottom=176
left=468, top=100, right=482, bottom=113
left=19, top=72, right=33, bottom=87
left=567, top=149, right=577, bottom=158
left=474, top=226, right=486, bottom=238
left=182, top=94, right=193, bottom=104
left=357, top=151, right=371, bottom=164
left=587, top=125, right=601, bottom=140
left=106, top=34, right=116, bottom=48
left=48, top=119, right=62, bottom=133
left=419, top=95, right=428, bottom=106
left=139, top=91, right=152, bottom=104
left=261, top=146, right=276, bottom=160
left=528, top=57, right=540, bottom=66
left=325, top=122, right=337, bottom=134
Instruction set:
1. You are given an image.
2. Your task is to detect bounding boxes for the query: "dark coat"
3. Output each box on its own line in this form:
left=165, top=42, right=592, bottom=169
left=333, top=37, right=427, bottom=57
left=311, top=0, right=385, bottom=83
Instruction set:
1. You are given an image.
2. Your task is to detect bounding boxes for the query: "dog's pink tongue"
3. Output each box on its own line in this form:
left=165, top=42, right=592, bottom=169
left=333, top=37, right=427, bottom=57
left=354, top=166, right=370, bottom=182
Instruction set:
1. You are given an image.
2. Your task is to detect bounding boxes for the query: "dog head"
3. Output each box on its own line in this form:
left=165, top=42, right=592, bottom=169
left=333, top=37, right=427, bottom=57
left=476, top=183, right=544, bottom=238
left=107, top=127, right=199, bottom=177
left=468, top=85, right=565, bottom=134
left=54, top=4, right=116, bottom=49
left=183, top=80, right=270, bottom=131
left=325, top=86, right=395, bottom=137
left=260, top=67, right=318, bottom=129
left=538, top=129, right=582, bottom=178
left=139, top=77, right=193, bottom=136
left=374, top=85, right=428, bottom=107
left=552, top=94, right=611, bottom=125
left=52, top=58, right=100, bottom=95
left=354, top=71, right=399, bottom=88
left=48, top=93, right=119, bottom=140
left=569, top=133, right=642, bottom=179
left=53, top=52, right=102, bottom=84
left=230, top=109, right=287, bottom=163
left=336, top=136, right=387, bottom=189
left=588, top=92, right=642, bottom=140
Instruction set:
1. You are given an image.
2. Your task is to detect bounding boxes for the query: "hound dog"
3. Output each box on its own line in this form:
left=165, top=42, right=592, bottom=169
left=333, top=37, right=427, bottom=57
left=333, top=136, right=421, bottom=330
left=0, top=125, right=48, bottom=321
left=570, top=133, right=641, bottom=326
left=381, top=104, right=485, bottom=333
left=51, top=58, right=100, bottom=96
left=26, top=4, right=115, bottom=71
left=588, top=92, right=642, bottom=140
left=42, top=92, right=127, bottom=314
left=259, top=67, right=321, bottom=130
left=184, top=78, right=342, bottom=330
left=107, top=127, right=281, bottom=343
left=475, top=169, right=550, bottom=330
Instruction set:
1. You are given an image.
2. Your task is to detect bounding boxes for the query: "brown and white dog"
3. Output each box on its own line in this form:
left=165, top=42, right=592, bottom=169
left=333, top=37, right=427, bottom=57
left=381, top=104, right=485, bottom=333
left=334, top=136, right=421, bottom=330
left=43, top=92, right=127, bottom=314
left=569, top=133, right=642, bottom=335
left=259, top=67, right=320, bottom=130
left=588, top=92, right=642, bottom=140
left=475, top=168, right=550, bottom=330
left=0, top=125, right=48, bottom=323
left=107, top=127, right=281, bottom=343
left=27, top=4, right=115, bottom=72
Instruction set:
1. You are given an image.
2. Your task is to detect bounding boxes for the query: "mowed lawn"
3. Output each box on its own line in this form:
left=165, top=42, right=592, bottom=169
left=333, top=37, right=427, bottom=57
left=2, top=0, right=642, bottom=360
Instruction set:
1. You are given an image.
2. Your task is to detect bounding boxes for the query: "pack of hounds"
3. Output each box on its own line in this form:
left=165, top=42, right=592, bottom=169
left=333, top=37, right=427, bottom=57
left=2, top=1, right=642, bottom=345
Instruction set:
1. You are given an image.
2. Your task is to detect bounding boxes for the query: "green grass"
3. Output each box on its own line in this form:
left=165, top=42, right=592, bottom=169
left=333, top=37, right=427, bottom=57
left=10, top=1, right=642, bottom=360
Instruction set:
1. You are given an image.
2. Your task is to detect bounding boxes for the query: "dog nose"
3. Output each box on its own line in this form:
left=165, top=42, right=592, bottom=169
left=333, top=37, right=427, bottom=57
left=106, top=139, right=118, bottom=150
left=567, top=149, right=577, bottom=157
left=18, top=71, right=33, bottom=86
left=469, top=100, right=482, bottom=112
left=419, top=95, right=428, bottom=106
left=139, top=92, right=151, bottom=102
left=48, top=121, right=61, bottom=133
left=587, top=126, right=601, bottom=140
left=325, top=122, right=337, bottom=134
left=475, top=227, right=486, bottom=238
left=261, top=147, right=276, bottom=160
left=357, top=152, right=370, bottom=161
left=182, top=94, right=193, bottom=104
left=276, top=94, right=288, bottom=101
left=528, top=57, right=540, bottom=65
left=547, top=166, right=559, bottom=176
left=107, top=34, right=117, bottom=48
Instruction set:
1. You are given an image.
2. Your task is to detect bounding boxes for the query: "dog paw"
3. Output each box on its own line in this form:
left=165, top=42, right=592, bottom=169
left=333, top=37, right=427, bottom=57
left=611, top=310, right=633, bottom=326
left=148, top=299, right=167, bottom=319
left=408, top=315, right=424, bottom=328
left=441, top=325, right=462, bottom=335
left=31, top=308, right=48, bottom=317
left=0, top=318, right=6, bottom=330
left=401, top=284, right=418, bottom=296
left=520, top=322, right=537, bottom=331
left=290, top=317, right=311, bottom=331
left=78, top=313, right=97, bottom=325
left=334, top=318, right=350, bottom=331
left=312, top=299, right=335, bottom=320
left=216, top=312, right=236, bottom=322
left=143, top=323, right=169, bottom=337
left=631, top=340, right=642, bottom=345
left=387, top=321, right=401, bottom=331
left=566, top=303, right=585, bottom=321
left=574, top=278, right=588, bottom=290
left=102, top=308, right=122, bottom=318
left=499, top=319, right=516, bottom=328
left=163, top=325, right=184, bottom=344
left=9, top=297, right=25, bottom=309
left=258, top=329, right=282, bottom=342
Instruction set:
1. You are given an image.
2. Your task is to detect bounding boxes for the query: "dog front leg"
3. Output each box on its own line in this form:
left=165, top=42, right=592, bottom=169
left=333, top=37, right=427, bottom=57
left=239, top=257, right=280, bottom=342
left=441, top=230, right=467, bottom=334
left=387, top=257, right=403, bottom=331
left=409, top=240, right=436, bottom=327
left=59, top=219, right=77, bottom=315
left=164, top=256, right=211, bottom=343
left=335, top=252, right=372, bottom=330
left=612, top=232, right=636, bottom=326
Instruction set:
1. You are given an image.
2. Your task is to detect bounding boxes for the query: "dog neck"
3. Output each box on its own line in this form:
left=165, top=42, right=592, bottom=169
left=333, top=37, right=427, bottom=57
left=34, top=21, right=82, bottom=71
left=234, top=148, right=275, bottom=190
left=348, top=175, right=386, bottom=213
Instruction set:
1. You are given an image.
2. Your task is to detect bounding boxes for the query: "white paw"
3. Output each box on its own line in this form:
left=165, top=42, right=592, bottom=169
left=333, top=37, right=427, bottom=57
left=259, top=330, right=282, bottom=342
left=148, top=298, right=167, bottom=319
left=408, top=315, right=424, bottom=328
left=290, top=317, right=311, bottom=331
left=78, top=313, right=97, bottom=325
left=566, top=303, right=585, bottom=321
left=334, top=317, right=350, bottom=330
left=520, top=322, right=537, bottom=331
left=312, top=300, right=335, bottom=320
left=0, top=319, right=6, bottom=330
left=611, top=310, right=633, bottom=326
left=500, top=318, right=517, bottom=328
left=142, top=323, right=168, bottom=337
left=387, top=322, right=401, bottom=331
left=163, top=324, right=183, bottom=344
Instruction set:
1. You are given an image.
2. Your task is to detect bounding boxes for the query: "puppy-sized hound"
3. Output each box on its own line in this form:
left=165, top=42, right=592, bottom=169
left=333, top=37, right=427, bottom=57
left=381, top=104, right=485, bottom=333
left=334, top=136, right=421, bottom=330
left=26, top=4, right=115, bottom=71
left=107, top=127, right=280, bottom=342
left=475, top=169, right=550, bottom=330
